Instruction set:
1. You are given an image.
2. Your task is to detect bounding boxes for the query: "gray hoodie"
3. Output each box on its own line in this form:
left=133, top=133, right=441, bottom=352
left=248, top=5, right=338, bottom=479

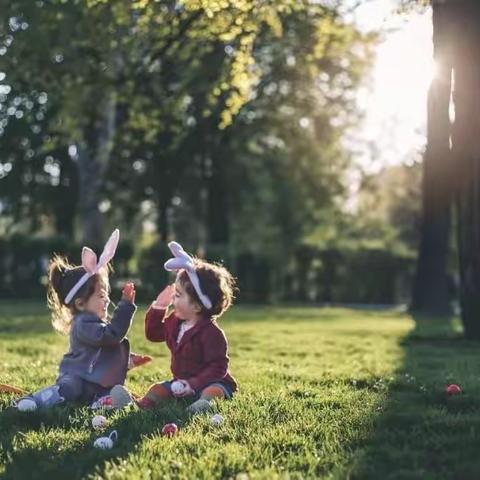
left=57, top=300, right=136, bottom=387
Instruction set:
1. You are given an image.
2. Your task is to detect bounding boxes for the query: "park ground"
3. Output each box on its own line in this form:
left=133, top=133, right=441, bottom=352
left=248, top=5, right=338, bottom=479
left=1, top=302, right=480, bottom=479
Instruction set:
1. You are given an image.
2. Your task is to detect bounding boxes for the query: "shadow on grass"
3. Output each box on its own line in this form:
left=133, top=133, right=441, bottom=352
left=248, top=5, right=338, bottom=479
left=344, top=313, right=480, bottom=479
left=0, top=300, right=198, bottom=478
left=0, top=398, right=194, bottom=480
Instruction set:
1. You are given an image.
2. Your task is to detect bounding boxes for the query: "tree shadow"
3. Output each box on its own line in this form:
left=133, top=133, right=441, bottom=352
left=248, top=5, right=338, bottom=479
left=0, top=300, right=199, bottom=479
left=0, top=398, right=194, bottom=480
left=343, top=313, right=480, bottom=479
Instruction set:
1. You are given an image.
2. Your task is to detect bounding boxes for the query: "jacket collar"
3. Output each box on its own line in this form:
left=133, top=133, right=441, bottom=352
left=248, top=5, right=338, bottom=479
left=174, top=315, right=212, bottom=350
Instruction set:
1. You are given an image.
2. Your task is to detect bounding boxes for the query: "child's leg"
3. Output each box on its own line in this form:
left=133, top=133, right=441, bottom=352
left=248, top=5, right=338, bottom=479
left=137, top=381, right=173, bottom=409
left=109, top=382, right=170, bottom=409
left=16, top=380, right=71, bottom=410
left=187, top=382, right=231, bottom=415
left=81, top=380, right=111, bottom=404
left=199, top=384, right=227, bottom=401
left=56, top=375, right=84, bottom=402
left=110, top=381, right=173, bottom=409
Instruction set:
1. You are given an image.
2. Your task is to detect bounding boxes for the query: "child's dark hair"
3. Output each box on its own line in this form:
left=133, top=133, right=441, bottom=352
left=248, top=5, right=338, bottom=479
left=177, top=258, right=236, bottom=319
left=47, top=254, right=109, bottom=334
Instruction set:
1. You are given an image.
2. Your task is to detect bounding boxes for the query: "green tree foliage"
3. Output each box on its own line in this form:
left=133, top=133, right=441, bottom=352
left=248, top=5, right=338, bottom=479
left=0, top=0, right=378, bottom=300
left=354, top=163, right=422, bottom=255
left=166, top=3, right=374, bottom=253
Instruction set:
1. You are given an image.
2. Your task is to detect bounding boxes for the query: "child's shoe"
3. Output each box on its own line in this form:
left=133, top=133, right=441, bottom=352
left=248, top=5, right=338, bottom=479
left=90, top=394, right=113, bottom=410
left=128, top=353, right=153, bottom=370
left=15, top=397, right=38, bottom=412
left=186, top=398, right=212, bottom=415
left=110, top=385, right=134, bottom=409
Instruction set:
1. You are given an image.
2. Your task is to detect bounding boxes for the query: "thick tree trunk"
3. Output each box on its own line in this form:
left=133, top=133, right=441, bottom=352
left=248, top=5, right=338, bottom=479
left=411, top=2, right=453, bottom=317
left=450, top=1, right=480, bottom=338
left=77, top=91, right=117, bottom=245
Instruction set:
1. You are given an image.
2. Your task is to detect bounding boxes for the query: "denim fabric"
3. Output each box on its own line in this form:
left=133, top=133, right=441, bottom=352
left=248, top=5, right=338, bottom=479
left=57, top=374, right=110, bottom=402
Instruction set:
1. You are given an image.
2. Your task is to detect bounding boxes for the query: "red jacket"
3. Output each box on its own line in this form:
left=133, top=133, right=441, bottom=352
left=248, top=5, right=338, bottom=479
left=144, top=306, right=237, bottom=393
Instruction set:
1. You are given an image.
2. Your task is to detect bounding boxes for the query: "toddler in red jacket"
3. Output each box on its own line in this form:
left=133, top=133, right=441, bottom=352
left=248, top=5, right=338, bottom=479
left=111, top=241, right=237, bottom=414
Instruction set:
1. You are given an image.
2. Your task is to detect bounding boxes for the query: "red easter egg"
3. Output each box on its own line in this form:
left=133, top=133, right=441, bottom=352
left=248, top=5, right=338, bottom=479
left=162, top=423, right=178, bottom=437
left=446, top=384, right=462, bottom=395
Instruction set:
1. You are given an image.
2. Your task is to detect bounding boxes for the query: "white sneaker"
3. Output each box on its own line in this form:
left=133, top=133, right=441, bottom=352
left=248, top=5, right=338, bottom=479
left=186, top=398, right=212, bottom=415
left=16, top=398, right=38, bottom=412
left=110, top=385, right=134, bottom=409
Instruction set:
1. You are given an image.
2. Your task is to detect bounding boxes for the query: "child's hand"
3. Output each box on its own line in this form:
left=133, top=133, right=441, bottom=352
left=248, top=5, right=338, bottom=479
left=172, top=380, right=194, bottom=397
left=152, top=284, right=174, bottom=309
left=122, top=282, right=136, bottom=303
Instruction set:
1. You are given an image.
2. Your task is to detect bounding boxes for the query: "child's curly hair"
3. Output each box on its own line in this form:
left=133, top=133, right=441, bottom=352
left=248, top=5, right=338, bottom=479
left=47, top=254, right=109, bottom=334
left=177, top=258, right=236, bottom=319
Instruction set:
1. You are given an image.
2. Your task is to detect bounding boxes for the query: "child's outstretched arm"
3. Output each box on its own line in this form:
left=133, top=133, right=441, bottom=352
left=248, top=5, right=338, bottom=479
left=75, top=282, right=136, bottom=347
left=145, top=284, right=174, bottom=342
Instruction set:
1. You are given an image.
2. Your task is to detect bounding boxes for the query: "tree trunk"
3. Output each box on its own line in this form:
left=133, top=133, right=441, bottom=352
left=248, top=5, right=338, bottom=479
left=54, top=154, right=78, bottom=237
left=207, top=134, right=230, bottom=246
left=77, top=90, right=117, bottom=245
left=157, top=195, right=170, bottom=242
left=411, top=1, right=453, bottom=317
left=450, top=1, right=480, bottom=338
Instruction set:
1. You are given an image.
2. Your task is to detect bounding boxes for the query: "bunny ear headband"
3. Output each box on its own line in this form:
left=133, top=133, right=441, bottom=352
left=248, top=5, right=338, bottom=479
left=164, top=241, right=212, bottom=310
left=64, top=229, right=120, bottom=305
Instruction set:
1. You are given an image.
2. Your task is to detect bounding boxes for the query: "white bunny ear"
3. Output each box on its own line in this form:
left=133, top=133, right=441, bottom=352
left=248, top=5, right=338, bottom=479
left=167, top=241, right=194, bottom=265
left=165, top=258, right=188, bottom=271
left=82, top=247, right=97, bottom=274
left=65, top=230, right=120, bottom=305
left=164, top=245, right=195, bottom=272
left=164, top=240, right=212, bottom=309
left=97, top=229, right=120, bottom=270
left=168, top=241, right=185, bottom=258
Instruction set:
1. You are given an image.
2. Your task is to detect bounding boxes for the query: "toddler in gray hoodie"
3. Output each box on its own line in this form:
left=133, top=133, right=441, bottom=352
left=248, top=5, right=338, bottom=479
left=14, top=230, right=149, bottom=411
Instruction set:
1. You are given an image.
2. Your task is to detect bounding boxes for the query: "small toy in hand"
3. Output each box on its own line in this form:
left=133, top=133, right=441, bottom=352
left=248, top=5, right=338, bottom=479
left=161, top=423, right=178, bottom=437
left=171, top=381, right=186, bottom=396
left=93, top=430, right=117, bottom=450
left=92, top=415, right=108, bottom=430
left=446, top=384, right=462, bottom=395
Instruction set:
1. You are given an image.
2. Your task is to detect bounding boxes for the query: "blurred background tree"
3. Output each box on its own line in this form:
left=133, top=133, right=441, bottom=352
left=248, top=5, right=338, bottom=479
left=1, top=0, right=422, bottom=304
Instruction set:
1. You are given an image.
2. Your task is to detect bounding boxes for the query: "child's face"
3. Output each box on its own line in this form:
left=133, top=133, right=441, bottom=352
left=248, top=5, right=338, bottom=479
left=173, top=280, right=201, bottom=321
left=83, top=281, right=110, bottom=320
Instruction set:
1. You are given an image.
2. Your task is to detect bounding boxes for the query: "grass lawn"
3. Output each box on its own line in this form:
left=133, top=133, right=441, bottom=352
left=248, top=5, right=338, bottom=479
left=1, top=302, right=480, bottom=479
